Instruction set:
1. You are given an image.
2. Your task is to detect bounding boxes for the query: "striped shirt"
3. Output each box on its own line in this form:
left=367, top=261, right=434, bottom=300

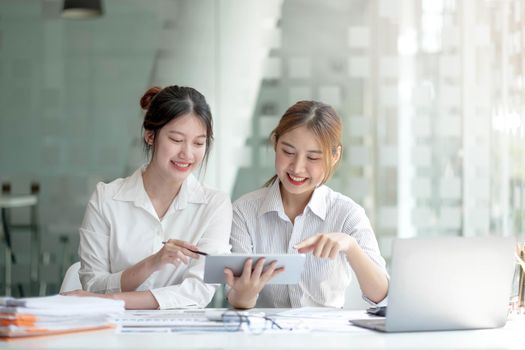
left=230, top=179, right=387, bottom=308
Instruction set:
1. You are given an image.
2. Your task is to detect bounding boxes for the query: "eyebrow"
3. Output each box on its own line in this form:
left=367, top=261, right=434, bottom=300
left=281, top=141, right=323, bottom=154
left=168, top=130, right=207, bottom=138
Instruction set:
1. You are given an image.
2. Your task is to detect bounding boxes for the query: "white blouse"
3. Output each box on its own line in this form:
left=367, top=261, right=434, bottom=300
left=230, top=179, right=387, bottom=308
left=78, top=167, right=232, bottom=309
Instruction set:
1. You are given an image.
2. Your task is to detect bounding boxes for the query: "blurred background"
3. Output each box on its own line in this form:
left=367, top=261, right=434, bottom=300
left=0, top=0, right=524, bottom=302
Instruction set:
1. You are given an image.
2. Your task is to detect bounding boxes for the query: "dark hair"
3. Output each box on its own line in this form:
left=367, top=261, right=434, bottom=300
left=265, top=100, right=343, bottom=186
left=140, top=85, right=213, bottom=165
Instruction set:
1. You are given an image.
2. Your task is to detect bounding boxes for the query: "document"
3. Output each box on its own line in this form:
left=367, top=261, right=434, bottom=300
left=272, top=308, right=370, bottom=332
left=114, top=308, right=368, bottom=334
left=114, top=309, right=294, bottom=334
left=114, top=309, right=227, bottom=333
left=275, top=307, right=361, bottom=319
left=0, top=295, right=124, bottom=340
left=0, top=295, right=124, bottom=316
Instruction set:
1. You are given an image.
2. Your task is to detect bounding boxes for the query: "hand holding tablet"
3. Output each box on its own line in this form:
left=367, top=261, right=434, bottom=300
left=203, top=254, right=306, bottom=285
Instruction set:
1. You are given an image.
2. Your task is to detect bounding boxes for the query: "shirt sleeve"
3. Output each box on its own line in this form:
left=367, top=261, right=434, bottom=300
left=230, top=200, right=254, bottom=254
left=78, top=183, right=123, bottom=294
left=150, top=193, right=233, bottom=309
left=343, top=206, right=389, bottom=306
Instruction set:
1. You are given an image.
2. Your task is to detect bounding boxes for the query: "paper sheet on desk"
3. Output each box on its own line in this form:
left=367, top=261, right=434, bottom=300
left=114, top=309, right=369, bottom=334
left=114, top=309, right=304, bottom=334
left=275, top=307, right=366, bottom=319
left=114, top=310, right=212, bottom=326
left=272, top=308, right=372, bottom=333
left=114, top=309, right=232, bottom=333
left=117, top=309, right=211, bottom=320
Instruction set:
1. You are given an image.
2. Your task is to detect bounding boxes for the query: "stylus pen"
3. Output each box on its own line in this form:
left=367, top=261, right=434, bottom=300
left=161, top=241, right=208, bottom=256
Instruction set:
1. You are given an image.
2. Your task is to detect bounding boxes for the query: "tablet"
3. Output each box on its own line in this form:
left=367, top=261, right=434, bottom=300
left=203, top=254, right=306, bottom=285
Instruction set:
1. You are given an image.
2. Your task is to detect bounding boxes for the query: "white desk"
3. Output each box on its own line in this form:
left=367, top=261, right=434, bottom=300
left=1, top=310, right=524, bottom=349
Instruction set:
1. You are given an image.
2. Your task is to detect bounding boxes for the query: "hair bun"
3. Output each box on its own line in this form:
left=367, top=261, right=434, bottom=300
left=140, top=86, right=162, bottom=110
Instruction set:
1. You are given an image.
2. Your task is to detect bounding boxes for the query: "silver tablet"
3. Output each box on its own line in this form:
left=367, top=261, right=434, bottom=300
left=203, top=254, right=306, bottom=285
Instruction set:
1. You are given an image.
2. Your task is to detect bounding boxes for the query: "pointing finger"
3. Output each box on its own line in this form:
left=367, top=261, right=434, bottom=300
left=294, top=235, right=319, bottom=250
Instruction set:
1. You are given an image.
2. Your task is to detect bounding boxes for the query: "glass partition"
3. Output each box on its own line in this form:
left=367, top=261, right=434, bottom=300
left=0, top=0, right=524, bottom=295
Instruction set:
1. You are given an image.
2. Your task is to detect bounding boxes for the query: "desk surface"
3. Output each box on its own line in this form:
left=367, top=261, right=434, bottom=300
left=2, top=310, right=524, bottom=349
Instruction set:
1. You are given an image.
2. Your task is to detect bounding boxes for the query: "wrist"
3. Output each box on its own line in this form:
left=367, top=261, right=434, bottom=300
left=345, top=236, right=357, bottom=257
left=146, top=254, right=161, bottom=272
left=228, top=289, right=257, bottom=310
left=101, top=292, right=117, bottom=300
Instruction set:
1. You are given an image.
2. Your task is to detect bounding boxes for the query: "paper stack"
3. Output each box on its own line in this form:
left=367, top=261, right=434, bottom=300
left=0, top=295, right=125, bottom=340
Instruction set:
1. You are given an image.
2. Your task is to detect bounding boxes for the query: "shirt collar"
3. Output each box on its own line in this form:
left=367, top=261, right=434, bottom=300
left=173, top=173, right=208, bottom=209
left=308, top=184, right=328, bottom=220
left=113, top=167, right=148, bottom=206
left=258, top=178, right=285, bottom=217
left=113, top=167, right=208, bottom=211
left=258, top=178, right=328, bottom=221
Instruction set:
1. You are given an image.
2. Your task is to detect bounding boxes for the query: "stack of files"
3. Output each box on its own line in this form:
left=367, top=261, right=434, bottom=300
left=0, top=295, right=125, bottom=340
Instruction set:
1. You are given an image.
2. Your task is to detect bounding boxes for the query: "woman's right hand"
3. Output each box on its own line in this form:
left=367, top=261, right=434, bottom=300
left=151, top=239, right=200, bottom=270
left=224, top=258, right=284, bottom=309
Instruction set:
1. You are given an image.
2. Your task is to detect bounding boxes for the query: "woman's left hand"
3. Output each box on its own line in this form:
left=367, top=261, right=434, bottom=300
left=294, top=233, right=355, bottom=259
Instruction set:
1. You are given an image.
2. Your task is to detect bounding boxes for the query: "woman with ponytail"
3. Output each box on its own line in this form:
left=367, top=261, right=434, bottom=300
left=226, top=101, right=388, bottom=309
left=65, top=86, right=232, bottom=309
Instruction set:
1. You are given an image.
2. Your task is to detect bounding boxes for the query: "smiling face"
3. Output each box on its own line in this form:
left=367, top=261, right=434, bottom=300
left=275, top=125, right=336, bottom=198
left=269, top=101, right=343, bottom=208
left=145, top=113, right=207, bottom=183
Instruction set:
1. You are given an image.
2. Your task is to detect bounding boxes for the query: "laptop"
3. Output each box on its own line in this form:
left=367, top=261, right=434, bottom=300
left=350, top=236, right=515, bottom=332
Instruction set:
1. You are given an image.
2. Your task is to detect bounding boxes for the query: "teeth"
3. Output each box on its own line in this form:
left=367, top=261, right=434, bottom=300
left=174, top=162, right=190, bottom=168
left=289, top=174, right=306, bottom=182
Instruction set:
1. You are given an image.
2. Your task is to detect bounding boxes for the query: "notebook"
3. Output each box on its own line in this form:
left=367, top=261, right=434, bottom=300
left=350, top=236, right=515, bottom=332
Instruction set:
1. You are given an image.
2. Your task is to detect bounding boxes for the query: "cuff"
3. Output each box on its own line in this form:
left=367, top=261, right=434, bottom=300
left=362, top=294, right=388, bottom=307
left=150, top=286, right=213, bottom=310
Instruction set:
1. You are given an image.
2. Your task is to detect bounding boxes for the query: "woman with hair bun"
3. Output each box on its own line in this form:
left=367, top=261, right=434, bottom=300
left=226, top=101, right=388, bottom=309
left=64, top=86, right=232, bottom=309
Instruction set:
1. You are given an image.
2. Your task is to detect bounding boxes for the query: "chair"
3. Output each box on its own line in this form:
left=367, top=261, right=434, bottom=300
left=0, top=191, right=39, bottom=296
left=59, top=261, right=82, bottom=293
